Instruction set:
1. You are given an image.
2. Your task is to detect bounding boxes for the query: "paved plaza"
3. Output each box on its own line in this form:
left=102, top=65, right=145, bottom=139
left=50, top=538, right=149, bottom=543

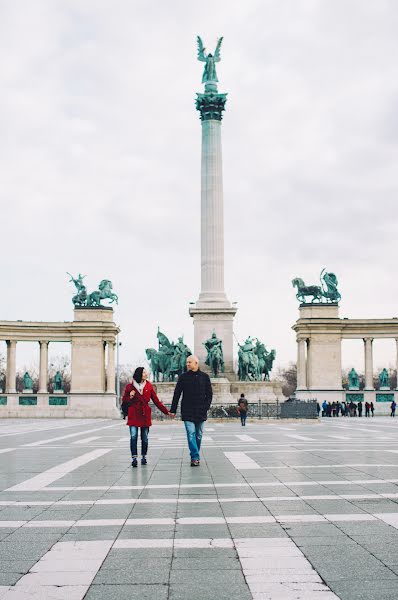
left=0, top=418, right=398, bottom=598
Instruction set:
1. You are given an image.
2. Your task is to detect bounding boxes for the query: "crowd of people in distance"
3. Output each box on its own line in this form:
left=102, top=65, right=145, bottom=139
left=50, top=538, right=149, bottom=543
left=317, top=400, right=375, bottom=418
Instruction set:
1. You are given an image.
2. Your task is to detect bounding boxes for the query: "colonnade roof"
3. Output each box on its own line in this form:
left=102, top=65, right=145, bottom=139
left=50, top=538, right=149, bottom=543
left=293, top=317, right=398, bottom=339
left=0, top=319, right=120, bottom=342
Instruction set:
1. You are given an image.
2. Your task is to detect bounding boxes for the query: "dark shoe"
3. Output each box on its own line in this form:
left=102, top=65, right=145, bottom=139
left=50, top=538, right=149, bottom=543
left=141, top=456, right=147, bottom=465
left=190, top=459, right=200, bottom=467
left=131, top=458, right=138, bottom=468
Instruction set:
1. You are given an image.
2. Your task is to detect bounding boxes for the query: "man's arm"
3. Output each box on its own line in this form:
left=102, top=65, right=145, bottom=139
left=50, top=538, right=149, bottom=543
left=170, top=375, right=184, bottom=414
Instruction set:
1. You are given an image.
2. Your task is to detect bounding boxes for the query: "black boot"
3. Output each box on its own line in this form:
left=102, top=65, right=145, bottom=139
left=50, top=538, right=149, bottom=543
left=141, top=456, right=147, bottom=465
left=131, top=457, right=138, bottom=468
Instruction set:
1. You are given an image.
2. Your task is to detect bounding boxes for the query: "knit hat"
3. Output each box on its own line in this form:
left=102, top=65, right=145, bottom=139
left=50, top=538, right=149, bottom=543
left=133, top=367, right=144, bottom=384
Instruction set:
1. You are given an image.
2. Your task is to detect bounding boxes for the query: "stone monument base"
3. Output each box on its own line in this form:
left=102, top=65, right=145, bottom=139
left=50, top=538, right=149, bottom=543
left=154, top=379, right=285, bottom=406
left=0, top=393, right=120, bottom=418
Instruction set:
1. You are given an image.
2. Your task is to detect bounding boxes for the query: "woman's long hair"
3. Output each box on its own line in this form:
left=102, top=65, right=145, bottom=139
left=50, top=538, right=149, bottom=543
left=133, top=367, right=144, bottom=384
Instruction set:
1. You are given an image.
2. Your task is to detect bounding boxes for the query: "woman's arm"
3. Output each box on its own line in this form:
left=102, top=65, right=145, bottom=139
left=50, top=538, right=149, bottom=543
left=150, top=385, right=169, bottom=415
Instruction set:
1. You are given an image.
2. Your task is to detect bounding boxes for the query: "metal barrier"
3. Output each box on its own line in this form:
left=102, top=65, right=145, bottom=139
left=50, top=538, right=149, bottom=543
left=145, top=399, right=318, bottom=421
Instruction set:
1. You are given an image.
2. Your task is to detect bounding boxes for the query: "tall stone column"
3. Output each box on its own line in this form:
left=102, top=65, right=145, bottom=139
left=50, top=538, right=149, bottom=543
left=189, top=80, right=237, bottom=377
left=6, top=340, right=17, bottom=394
left=364, top=338, right=374, bottom=390
left=38, top=341, right=49, bottom=393
left=297, top=338, right=307, bottom=390
left=106, top=342, right=116, bottom=394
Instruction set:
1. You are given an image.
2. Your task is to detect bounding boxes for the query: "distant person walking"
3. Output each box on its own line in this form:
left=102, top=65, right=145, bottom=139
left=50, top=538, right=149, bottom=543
left=322, top=400, right=327, bottom=417
left=357, top=401, right=363, bottom=417
left=370, top=402, right=375, bottom=417
left=121, top=367, right=170, bottom=468
left=238, top=394, right=248, bottom=426
left=365, top=401, right=370, bottom=417
left=170, top=355, right=213, bottom=467
left=391, top=400, right=396, bottom=417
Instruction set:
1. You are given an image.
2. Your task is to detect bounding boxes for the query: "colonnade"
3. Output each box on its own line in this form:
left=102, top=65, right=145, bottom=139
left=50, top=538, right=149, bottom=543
left=4, top=339, right=116, bottom=394
left=297, top=336, right=398, bottom=391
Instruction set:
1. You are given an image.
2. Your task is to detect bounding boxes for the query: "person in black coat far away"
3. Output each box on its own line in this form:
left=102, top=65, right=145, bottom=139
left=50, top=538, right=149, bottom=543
left=170, top=355, right=213, bottom=467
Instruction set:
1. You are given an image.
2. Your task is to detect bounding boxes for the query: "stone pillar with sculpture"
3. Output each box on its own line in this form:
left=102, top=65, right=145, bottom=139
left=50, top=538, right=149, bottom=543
left=6, top=340, right=17, bottom=394
left=38, top=340, right=49, bottom=394
left=189, top=35, right=237, bottom=380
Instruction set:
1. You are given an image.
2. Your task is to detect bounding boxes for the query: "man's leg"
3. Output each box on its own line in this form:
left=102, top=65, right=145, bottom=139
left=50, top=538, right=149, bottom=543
left=184, top=421, right=200, bottom=461
left=129, top=426, right=138, bottom=460
left=195, top=421, right=205, bottom=454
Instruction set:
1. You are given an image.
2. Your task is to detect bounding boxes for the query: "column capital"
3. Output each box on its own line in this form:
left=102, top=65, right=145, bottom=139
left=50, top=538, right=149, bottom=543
left=363, top=337, right=374, bottom=343
left=196, top=92, right=227, bottom=121
left=39, top=340, right=49, bottom=346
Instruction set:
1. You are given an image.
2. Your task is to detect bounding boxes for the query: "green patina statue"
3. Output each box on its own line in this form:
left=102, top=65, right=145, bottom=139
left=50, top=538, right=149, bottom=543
left=197, top=36, right=223, bottom=92
left=204, top=331, right=224, bottom=377
left=23, top=371, right=33, bottom=390
left=68, top=273, right=118, bottom=307
left=292, top=268, right=341, bottom=304
left=145, top=329, right=192, bottom=383
left=348, top=368, right=359, bottom=390
left=238, top=337, right=276, bottom=381
left=379, top=368, right=390, bottom=389
left=53, top=371, right=64, bottom=391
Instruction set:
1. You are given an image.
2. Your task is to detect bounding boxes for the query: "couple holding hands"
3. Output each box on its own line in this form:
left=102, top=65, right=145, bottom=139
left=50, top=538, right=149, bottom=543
left=121, top=356, right=213, bottom=467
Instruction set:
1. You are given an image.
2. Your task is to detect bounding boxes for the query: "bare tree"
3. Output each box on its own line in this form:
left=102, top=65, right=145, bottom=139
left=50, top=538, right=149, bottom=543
left=276, top=362, right=297, bottom=398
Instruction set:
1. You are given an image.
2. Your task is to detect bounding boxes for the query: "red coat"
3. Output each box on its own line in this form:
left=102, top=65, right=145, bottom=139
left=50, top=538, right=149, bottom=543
left=122, top=381, right=169, bottom=427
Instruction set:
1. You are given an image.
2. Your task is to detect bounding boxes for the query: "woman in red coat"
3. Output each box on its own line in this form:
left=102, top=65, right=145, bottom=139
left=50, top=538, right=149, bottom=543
left=122, top=367, right=170, bottom=467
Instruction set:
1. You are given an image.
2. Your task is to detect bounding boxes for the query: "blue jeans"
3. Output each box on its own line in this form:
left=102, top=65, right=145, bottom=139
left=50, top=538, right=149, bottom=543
left=184, top=421, right=204, bottom=461
left=240, top=413, right=247, bottom=425
left=129, top=426, right=149, bottom=457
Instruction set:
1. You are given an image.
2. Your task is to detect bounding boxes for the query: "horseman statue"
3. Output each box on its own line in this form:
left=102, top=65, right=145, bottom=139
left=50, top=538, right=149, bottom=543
left=204, top=331, right=224, bottom=377
left=145, top=329, right=191, bottom=382
left=68, top=273, right=118, bottom=307
left=292, top=268, right=341, bottom=304
left=238, top=337, right=276, bottom=381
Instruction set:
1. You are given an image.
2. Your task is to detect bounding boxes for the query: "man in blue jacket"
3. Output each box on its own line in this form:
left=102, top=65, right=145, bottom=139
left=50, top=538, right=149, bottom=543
left=170, top=355, right=213, bottom=466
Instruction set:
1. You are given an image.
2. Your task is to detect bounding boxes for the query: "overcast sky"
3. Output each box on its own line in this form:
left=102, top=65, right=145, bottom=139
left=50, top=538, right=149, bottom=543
left=1, top=0, right=398, bottom=375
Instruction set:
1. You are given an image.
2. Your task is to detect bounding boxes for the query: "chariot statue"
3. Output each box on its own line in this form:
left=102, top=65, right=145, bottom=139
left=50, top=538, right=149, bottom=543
left=68, top=273, right=118, bottom=307
left=292, top=268, right=341, bottom=304
left=204, top=331, right=224, bottom=377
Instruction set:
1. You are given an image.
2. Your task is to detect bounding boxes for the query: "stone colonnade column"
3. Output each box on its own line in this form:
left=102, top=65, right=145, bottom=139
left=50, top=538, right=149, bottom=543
left=297, top=338, right=307, bottom=389
left=106, top=342, right=116, bottom=393
left=364, top=338, right=374, bottom=390
left=38, top=341, right=49, bottom=393
left=6, top=341, right=17, bottom=393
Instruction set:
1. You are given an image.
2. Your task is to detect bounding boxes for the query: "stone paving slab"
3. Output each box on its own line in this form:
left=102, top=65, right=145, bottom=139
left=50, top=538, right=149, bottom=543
left=0, top=418, right=398, bottom=597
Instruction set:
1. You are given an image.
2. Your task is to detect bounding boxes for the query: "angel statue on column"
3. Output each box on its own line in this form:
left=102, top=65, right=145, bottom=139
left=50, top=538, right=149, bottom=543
left=197, top=36, right=223, bottom=89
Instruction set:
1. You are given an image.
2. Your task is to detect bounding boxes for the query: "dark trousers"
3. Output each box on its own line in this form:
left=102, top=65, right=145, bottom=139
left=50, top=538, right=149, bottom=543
left=240, top=412, right=247, bottom=426
left=129, top=426, right=149, bottom=457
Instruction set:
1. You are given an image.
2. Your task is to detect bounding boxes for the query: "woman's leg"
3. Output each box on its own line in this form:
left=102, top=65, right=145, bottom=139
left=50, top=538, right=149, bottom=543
left=141, top=427, right=149, bottom=456
left=129, top=426, right=138, bottom=458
